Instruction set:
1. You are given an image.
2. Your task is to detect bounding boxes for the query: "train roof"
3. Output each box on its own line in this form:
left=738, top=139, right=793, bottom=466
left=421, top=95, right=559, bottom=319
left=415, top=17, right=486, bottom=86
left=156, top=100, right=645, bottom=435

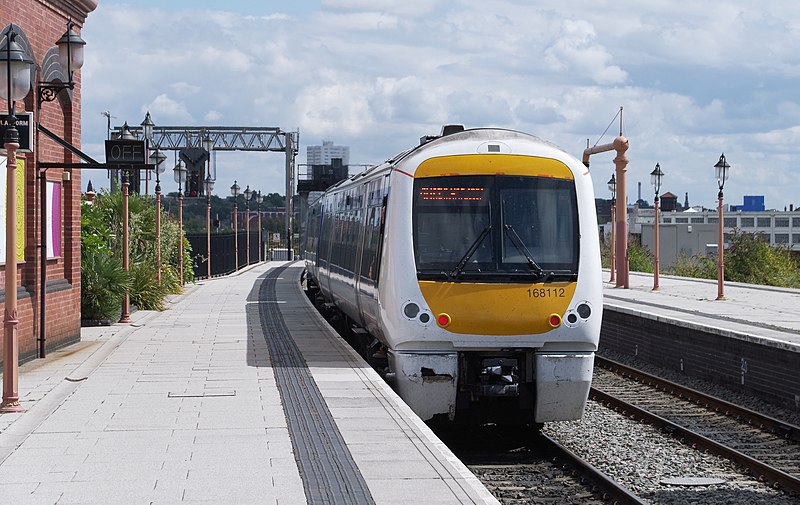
left=326, top=126, right=571, bottom=192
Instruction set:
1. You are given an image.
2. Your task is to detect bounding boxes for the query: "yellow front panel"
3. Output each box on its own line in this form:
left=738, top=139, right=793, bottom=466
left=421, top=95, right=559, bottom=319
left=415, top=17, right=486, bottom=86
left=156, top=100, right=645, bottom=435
left=414, top=154, right=574, bottom=180
left=419, top=281, right=576, bottom=335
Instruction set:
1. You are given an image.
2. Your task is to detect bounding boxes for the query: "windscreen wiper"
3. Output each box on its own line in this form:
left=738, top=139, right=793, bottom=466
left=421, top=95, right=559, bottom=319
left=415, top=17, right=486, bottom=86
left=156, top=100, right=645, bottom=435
left=503, top=224, right=545, bottom=277
left=449, top=225, right=492, bottom=279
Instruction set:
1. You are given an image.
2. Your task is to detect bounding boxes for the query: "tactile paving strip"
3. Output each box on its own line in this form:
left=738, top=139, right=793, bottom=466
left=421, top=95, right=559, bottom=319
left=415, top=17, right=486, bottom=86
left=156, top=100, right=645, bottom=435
left=252, top=266, right=375, bottom=504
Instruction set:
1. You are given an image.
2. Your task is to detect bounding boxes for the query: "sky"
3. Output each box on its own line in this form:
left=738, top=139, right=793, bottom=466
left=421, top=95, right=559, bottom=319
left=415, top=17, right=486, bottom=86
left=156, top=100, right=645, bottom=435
left=78, top=0, right=800, bottom=210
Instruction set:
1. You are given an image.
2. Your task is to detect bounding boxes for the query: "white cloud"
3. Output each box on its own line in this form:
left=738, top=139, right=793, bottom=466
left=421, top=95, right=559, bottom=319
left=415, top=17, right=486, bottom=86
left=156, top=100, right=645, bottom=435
left=320, top=12, right=399, bottom=31
left=544, top=20, right=628, bottom=85
left=321, top=0, right=445, bottom=16
left=145, top=94, right=193, bottom=123
left=170, top=82, right=201, bottom=96
left=78, top=1, right=800, bottom=209
left=204, top=110, right=223, bottom=122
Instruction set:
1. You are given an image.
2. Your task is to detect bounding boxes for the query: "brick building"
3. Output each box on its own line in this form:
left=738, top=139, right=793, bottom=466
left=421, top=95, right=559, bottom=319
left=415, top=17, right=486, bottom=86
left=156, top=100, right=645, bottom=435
left=1, top=0, right=97, bottom=365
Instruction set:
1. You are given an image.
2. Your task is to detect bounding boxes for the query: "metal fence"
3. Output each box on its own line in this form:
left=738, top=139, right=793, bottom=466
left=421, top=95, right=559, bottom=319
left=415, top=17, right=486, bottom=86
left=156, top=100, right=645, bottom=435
left=186, top=231, right=262, bottom=280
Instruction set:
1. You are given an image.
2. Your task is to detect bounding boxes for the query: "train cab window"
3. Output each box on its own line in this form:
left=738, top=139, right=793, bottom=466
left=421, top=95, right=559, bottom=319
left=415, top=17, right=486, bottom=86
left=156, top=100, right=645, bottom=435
left=413, top=175, right=578, bottom=282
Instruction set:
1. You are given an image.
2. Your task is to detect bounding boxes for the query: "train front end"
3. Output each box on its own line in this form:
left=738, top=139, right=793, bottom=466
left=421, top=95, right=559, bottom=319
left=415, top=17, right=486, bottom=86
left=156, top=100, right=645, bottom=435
left=384, top=130, right=602, bottom=424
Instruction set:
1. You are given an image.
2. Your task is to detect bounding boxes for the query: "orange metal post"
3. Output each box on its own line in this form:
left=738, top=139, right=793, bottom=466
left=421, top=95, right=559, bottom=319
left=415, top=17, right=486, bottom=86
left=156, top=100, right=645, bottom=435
left=717, top=191, right=725, bottom=300
left=119, top=174, right=131, bottom=322
left=653, top=195, right=660, bottom=291
left=1, top=137, right=23, bottom=412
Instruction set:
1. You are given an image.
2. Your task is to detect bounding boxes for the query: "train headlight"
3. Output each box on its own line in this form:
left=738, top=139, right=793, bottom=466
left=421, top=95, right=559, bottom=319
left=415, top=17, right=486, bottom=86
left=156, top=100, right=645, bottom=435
left=548, top=313, right=562, bottom=328
left=403, top=302, right=420, bottom=319
left=437, top=313, right=451, bottom=327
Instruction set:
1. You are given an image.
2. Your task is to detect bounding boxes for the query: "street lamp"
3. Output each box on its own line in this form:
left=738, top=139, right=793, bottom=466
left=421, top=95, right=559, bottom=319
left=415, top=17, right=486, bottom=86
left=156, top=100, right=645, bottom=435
left=231, top=180, right=240, bottom=271
left=0, top=25, right=34, bottom=412
left=714, top=153, right=730, bottom=300
left=140, top=111, right=154, bottom=195
left=607, top=174, right=616, bottom=284
left=256, top=191, right=264, bottom=262
left=650, top=163, right=664, bottom=291
left=117, top=125, right=137, bottom=323
left=118, top=144, right=132, bottom=323
left=150, top=148, right=167, bottom=283
left=34, top=21, right=87, bottom=357
left=202, top=135, right=214, bottom=278
left=37, top=20, right=86, bottom=105
left=204, top=175, right=215, bottom=278
left=244, top=185, right=253, bottom=266
left=173, top=159, right=188, bottom=284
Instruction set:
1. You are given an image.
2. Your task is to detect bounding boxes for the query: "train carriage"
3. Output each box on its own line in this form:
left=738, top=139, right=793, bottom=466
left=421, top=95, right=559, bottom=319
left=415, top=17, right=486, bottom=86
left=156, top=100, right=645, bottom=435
left=304, top=126, right=602, bottom=424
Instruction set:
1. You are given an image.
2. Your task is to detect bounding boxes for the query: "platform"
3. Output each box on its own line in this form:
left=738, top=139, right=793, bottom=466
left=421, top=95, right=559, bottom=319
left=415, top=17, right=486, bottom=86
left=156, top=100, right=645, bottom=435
left=0, top=262, right=498, bottom=505
left=603, top=271, right=800, bottom=349
left=601, top=271, right=800, bottom=412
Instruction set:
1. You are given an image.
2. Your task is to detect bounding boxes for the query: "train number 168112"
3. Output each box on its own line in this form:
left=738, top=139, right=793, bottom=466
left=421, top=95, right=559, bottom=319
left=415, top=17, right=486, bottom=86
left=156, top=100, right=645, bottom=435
left=527, top=287, right=566, bottom=298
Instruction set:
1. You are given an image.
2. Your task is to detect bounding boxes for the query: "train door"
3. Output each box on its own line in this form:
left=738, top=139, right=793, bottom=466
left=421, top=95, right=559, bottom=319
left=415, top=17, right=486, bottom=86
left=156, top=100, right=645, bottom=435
left=318, top=200, right=335, bottom=299
left=353, top=181, right=370, bottom=324
left=357, top=175, right=389, bottom=335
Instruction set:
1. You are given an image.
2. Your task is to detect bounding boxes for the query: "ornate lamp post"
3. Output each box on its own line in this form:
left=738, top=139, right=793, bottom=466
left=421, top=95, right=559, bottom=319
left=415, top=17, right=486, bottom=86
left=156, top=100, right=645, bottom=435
left=118, top=123, right=137, bottom=323
left=173, top=159, right=188, bottom=284
left=202, top=135, right=214, bottom=278
left=231, top=180, right=240, bottom=271
left=204, top=175, right=215, bottom=278
left=140, top=112, right=154, bottom=195
left=650, top=163, right=664, bottom=291
left=34, top=21, right=86, bottom=357
left=150, top=148, right=167, bottom=283
left=714, top=154, right=730, bottom=300
left=607, top=174, right=617, bottom=284
left=244, top=185, right=252, bottom=266
left=0, top=25, right=34, bottom=412
left=256, top=191, right=264, bottom=262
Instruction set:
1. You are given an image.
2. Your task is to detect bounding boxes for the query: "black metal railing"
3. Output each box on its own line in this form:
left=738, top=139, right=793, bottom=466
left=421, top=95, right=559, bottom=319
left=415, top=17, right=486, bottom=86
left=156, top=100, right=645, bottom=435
left=186, top=231, right=263, bottom=280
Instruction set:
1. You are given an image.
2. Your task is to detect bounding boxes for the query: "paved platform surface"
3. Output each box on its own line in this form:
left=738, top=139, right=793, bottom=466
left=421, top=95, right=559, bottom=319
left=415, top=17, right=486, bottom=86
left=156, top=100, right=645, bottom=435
left=603, top=271, right=800, bottom=351
left=0, top=262, right=497, bottom=505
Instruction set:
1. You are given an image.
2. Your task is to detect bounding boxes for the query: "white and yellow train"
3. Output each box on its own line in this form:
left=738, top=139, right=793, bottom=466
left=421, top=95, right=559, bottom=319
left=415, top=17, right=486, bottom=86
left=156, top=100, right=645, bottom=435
left=303, top=126, right=602, bottom=424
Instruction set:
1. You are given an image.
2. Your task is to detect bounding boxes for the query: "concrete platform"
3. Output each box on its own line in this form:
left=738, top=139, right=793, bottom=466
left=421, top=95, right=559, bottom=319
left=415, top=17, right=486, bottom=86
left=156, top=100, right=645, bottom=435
left=604, top=271, right=800, bottom=349
left=0, top=262, right=498, bottom=505
left=601, top=271, right=800, bottom=412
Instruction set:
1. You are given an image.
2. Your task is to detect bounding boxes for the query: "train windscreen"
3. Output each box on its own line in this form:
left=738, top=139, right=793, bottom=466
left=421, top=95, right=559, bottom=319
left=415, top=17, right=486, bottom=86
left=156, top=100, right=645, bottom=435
left=413, top=175, right=579, bottom=281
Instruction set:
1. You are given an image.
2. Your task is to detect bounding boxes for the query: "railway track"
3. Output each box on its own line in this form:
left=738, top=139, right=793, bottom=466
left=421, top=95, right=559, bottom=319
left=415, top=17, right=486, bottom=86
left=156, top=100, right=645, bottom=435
left=593, top=355, right=800, bottom=496
left=436, top=425, right=646, bottom=504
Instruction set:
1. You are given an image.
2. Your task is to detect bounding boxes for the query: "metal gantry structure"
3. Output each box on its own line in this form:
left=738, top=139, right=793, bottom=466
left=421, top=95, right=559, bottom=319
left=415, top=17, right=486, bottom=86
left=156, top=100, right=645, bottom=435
left=112, top=125, right=299, bottom=260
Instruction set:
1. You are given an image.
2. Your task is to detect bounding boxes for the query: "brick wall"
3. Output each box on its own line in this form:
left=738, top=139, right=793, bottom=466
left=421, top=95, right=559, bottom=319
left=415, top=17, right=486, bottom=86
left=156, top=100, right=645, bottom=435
left=600, top=307, right=800, bottom=413
left=0, top=0, right=95, bottom=367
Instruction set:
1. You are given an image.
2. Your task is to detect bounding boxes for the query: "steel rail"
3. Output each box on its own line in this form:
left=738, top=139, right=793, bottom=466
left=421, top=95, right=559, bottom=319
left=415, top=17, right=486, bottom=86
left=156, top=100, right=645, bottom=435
left=596, top=355, right=800, bottom=442
left=538, top=433, right=648, bottom=505
left=590, top=387, right=800, bottom=495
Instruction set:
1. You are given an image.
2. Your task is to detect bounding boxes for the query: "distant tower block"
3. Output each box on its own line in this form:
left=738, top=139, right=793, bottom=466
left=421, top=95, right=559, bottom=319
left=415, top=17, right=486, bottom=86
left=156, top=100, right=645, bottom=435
left=638, top=181, right=642, bottom=202
left=307, top=140, right=350, bottom=165
left=299, top=140, right=351, bottom=193
left=685, top=192, right=689, bottom=209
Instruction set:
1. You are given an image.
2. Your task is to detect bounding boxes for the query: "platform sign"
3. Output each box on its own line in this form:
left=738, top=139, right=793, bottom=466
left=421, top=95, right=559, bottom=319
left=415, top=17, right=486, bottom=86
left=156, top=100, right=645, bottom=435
left=105, top=139, right=145, bottom=165
left=0, top=112, right=33, bottom=152
left=272, top=232, right=281, bottom=242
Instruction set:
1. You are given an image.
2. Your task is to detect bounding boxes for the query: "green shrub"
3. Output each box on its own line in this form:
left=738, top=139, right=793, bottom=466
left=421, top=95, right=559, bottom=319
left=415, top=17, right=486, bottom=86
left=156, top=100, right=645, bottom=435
left=81, top=246, right=131, bottom=321
left=665, top=251, right=716, bottom=279
left=725, top=230, right=800, bottom=288
left=601, top=235, right=654, bottom=273
left=129, top=261, right=168, bottom=311
left=81, top=190, right=194, bottom=318
left=626, top=236, right=654, bottom=274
